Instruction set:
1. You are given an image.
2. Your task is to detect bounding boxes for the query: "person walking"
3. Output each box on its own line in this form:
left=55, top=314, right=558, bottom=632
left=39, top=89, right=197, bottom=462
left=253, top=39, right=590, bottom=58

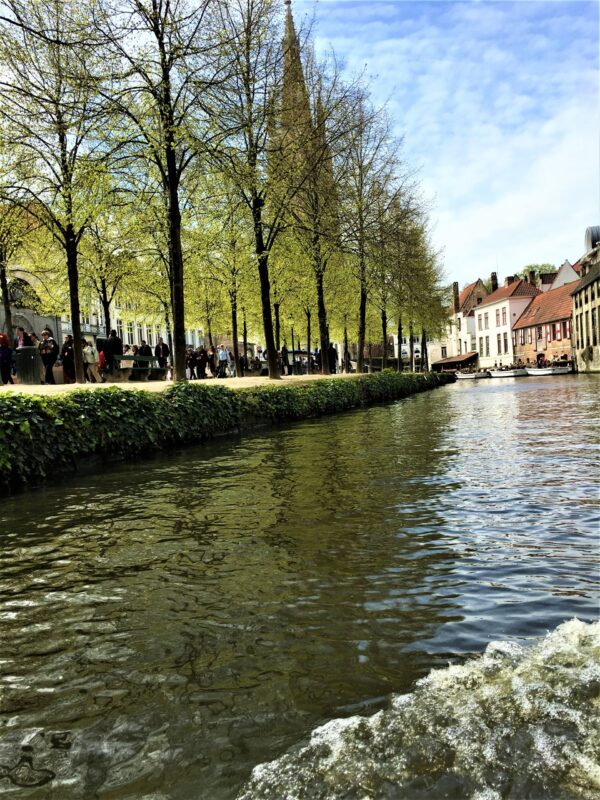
left=327, top=343, right=338, bottom=374
left=281, top=344, right=289, bottom=376
left=207, top=346, right=216, bottom=377
left=0, top=333, right=13, bottom=385
left=154, top=337, right=170, bottom=368
left=228, top=350, right=236, bottom=377
left=83, top=339, right=102, bottom=383
left=60, top=335, right=76, bottom=383
left=39, top=329, right=59, bottom=384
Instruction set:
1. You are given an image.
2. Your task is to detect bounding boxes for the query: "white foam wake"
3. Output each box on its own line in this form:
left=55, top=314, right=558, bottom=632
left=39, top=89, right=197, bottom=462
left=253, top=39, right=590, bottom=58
left=238, top=619, right=600, bottom=799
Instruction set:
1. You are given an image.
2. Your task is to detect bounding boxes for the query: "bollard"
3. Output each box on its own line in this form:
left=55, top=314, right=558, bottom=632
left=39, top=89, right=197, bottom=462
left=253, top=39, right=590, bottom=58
left=15, top=346, right=43, bottom=385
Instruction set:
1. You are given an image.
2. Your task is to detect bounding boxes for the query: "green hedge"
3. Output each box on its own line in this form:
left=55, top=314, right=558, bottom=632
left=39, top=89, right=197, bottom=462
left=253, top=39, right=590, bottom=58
left=0, top=371, right=454, bottom=489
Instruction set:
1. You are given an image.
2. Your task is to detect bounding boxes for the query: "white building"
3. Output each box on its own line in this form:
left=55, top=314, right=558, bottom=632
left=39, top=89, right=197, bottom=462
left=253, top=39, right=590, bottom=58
left=429, top=278, right=489, bottom=371
left=475, top=276, right=540, bottom=368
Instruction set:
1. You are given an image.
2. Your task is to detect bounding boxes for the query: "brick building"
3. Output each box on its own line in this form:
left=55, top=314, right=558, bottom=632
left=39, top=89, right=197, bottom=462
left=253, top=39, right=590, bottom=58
left=512, top=281, right=577, bottom=364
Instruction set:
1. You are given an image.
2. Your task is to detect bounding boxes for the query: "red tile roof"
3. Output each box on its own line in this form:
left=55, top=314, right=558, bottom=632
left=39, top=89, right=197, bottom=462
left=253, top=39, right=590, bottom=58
left=513, top=280, right=578, bottom=329
left=432, top=351, right=478, bottom=365
left=478, top=279, right=540, bottom=308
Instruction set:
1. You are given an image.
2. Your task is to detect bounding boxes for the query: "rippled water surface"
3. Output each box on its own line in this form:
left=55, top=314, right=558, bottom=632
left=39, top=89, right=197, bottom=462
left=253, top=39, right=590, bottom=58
left=1, top=375, right=598, bottom=799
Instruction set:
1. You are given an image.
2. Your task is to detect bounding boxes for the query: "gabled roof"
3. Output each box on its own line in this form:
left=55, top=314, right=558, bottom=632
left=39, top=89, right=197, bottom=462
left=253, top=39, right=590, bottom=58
left=458, top=281, right=478, bottom=310
left=478, top=279, right=540, bottom=308
left=513, top=280, right=578, bottom=329
left=572, top=262, right=600, bottom=294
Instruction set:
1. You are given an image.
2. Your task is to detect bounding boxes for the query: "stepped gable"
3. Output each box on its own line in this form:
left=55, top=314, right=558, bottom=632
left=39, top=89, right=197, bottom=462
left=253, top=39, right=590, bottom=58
left=478, top=278, right=540, bottom=307
left=513, top=280, right=578, bottom=329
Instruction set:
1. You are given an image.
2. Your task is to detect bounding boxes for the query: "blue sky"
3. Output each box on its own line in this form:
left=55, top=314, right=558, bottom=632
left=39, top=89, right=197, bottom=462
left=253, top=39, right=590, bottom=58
left=295, top=0, right=599, bottom=287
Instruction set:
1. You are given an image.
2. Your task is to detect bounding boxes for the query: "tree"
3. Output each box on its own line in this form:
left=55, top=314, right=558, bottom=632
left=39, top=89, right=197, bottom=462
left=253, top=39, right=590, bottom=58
left=0, top=0, right=110, bottom=382
left=0, top=199, right=36, bottom=335
left=97, top=0, right=223, bottom=380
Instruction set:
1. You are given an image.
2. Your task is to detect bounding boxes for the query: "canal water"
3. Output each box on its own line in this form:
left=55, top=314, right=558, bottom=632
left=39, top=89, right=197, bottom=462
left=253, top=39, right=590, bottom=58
left=0, top=375, right=598, bottom=799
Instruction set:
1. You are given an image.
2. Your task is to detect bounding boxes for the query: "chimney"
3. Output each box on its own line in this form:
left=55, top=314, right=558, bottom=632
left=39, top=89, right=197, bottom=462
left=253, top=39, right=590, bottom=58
left=504, top=275, right=515, bottom=287
left=528, top=269, right=536, bottom=286
left=490, top=272, right=498, bottom=292
left=452, top=281, right=460, bottom=313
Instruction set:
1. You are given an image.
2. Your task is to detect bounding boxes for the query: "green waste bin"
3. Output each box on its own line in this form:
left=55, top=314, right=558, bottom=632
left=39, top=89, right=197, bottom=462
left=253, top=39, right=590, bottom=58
left=15, top=346, right=43, bottom=385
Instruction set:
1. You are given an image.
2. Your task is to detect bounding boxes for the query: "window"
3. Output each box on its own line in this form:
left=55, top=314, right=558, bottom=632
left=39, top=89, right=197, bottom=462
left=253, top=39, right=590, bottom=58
left=503, top=332, right=508, bottom=353
left=479, top=337, right=483, bottom=354
left=441, top=346, right=447, bottom=358
left=565, top=319, right=571, bottom=340
left=485, top=336, right=489, bottom=356
left=585, top=311, right=590, bottom=346
left=477, top=297, right=482, bottom=305
left=478, top=314, right=482, bottom=331
left=484, top=312, right=489, bottom=330
left=126, top=322, right=133, bottom=343
left=497, top=333, right=502, bottom=354
left=502, top=308, right=507, bottom=326
left=592, top=309, right=598, bottom=346
left=536, top=326, right=543, bottom=340
left=496, top=309, right=500, bottom=326
left=555, top=322, right=561, bottom=341
left=458, top=339, right=462, bottom=355
left=137, top=324, right=143, bottom=343
left=147, top=329, right=154, bottom=346
left=117, top=319, right=123, bottom=340
left=519, top=329, right=525, bottom=345
left=528, top=328, right=532, bottom=344
left=457, top=317, right=462, bottom=332
left=157, top=325, right=162, bottom=341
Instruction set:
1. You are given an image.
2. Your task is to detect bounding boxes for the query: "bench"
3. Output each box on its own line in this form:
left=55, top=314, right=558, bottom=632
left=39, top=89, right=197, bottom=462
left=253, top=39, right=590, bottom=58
left=107, top=354, right=167, bottom=382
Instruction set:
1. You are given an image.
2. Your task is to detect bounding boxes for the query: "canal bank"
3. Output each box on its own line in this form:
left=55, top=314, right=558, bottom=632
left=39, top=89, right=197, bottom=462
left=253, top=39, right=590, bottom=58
left=0, top=370, right=453, bottom=490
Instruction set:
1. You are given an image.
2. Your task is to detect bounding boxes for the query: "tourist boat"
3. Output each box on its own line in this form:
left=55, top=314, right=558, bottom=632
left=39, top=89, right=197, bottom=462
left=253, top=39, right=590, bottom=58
left=525, top=365, right=572, bottom=376
left=456, top=370, right=490, bottom=380
left=488, top=368, right=528, bottom=378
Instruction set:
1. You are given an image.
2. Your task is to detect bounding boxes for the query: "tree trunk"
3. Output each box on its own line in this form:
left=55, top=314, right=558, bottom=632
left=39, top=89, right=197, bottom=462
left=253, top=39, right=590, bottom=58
left=315, top=269, right=330, bottom=374
left=163, top=302, right=173, bottom=361
left=0, top=248, right=13, bottom=337
left=397, top=316, right=403, bottom=372
left=305, top=307, right=311, bottom=374
left=65, top=225, right=85, bottom=384
left=357, top=264, right=367, bottom=373
left=230, top=292, right=240, bottom=377
left=274, top=302, right=280, bottom=352
left=165, top=153, right=186, bottom=381
left=100, top=276, right=111, bottom=336
left=343, top=326, right=350, bottom=373
left=421, top=327, right=428, bottom=372
left=409, top=320, right=414, bottom=372
left=243, top=309, right=248, bottom=366
left=381, top=307, right=388, bottom=370
left=368, top=341, right=373, bottom=372
left=252, top=196, right=279, bottom=378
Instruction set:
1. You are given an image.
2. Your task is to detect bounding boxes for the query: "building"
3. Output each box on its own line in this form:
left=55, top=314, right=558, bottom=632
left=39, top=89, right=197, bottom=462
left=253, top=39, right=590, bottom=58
left=475, top=276, right=540, bottom=368
left=512, top=281, right=577, bottom=364
left=572, top=226, right=600, bottom=373
left=429, top=277, right=489, bottom=370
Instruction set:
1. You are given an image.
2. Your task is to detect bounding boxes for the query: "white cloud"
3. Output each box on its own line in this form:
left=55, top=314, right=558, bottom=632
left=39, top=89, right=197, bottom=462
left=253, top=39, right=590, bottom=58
left=296, top=0, right=599, bottom=283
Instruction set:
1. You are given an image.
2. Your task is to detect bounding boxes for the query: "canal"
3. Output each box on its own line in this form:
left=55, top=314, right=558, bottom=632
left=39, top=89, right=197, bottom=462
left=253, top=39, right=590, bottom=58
left=0, top=375, right=598, bottom=799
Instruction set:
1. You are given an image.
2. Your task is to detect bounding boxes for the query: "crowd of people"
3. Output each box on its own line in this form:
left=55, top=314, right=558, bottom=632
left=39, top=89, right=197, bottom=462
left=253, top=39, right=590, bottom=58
left=0, top=326, right=344, bottom=386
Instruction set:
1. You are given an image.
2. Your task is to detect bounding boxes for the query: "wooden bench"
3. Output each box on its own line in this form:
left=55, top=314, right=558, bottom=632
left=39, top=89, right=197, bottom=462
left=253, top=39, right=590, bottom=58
left=107, top=354, right=167, bottom=382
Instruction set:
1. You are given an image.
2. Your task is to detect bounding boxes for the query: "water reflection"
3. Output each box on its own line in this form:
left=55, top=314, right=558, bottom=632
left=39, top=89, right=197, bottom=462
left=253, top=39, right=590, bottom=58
left=0, top=375, right=598, bottom=799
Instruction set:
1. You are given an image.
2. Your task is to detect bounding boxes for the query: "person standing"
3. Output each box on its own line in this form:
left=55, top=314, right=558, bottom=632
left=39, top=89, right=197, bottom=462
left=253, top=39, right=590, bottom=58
left=228, top=350, right=236, bottom=377
left=104, top=329, right=123, bottom=372
left=39, top=329, right=59, bottom=384
left=207, top=346, right=216, bottom=377
left=197, top=347, right=208, bottom=379
left=14, top=326, right=32, bottom=349
left=217, top=345, right=228, bottom=378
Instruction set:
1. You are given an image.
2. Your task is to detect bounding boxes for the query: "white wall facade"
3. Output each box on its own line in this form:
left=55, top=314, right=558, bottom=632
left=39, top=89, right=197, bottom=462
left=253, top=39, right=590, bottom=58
left=475, top=297, right=534, bottom=368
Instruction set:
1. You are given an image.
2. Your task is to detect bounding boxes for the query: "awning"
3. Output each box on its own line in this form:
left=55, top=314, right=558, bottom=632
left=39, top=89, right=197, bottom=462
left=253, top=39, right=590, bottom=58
left=432, top=351, right=478, bottom=367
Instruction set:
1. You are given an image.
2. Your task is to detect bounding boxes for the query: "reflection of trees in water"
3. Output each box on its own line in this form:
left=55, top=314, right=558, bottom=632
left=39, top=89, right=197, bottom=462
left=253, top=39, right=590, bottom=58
left=0, top=393, right=465, bottom=799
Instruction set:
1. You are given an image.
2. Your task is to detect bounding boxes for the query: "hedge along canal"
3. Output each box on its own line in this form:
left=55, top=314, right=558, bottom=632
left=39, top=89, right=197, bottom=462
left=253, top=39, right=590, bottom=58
left=0, top=371, right=454, bottom=491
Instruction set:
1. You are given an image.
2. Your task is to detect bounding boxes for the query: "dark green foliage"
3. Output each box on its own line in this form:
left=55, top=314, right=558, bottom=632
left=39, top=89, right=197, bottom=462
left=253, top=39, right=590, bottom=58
left=0, top=371, right=454, bottom=489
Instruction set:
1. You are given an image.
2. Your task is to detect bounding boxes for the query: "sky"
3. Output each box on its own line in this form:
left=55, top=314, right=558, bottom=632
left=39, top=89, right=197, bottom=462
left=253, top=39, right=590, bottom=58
left=294, top=0, right=600, bottom=288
